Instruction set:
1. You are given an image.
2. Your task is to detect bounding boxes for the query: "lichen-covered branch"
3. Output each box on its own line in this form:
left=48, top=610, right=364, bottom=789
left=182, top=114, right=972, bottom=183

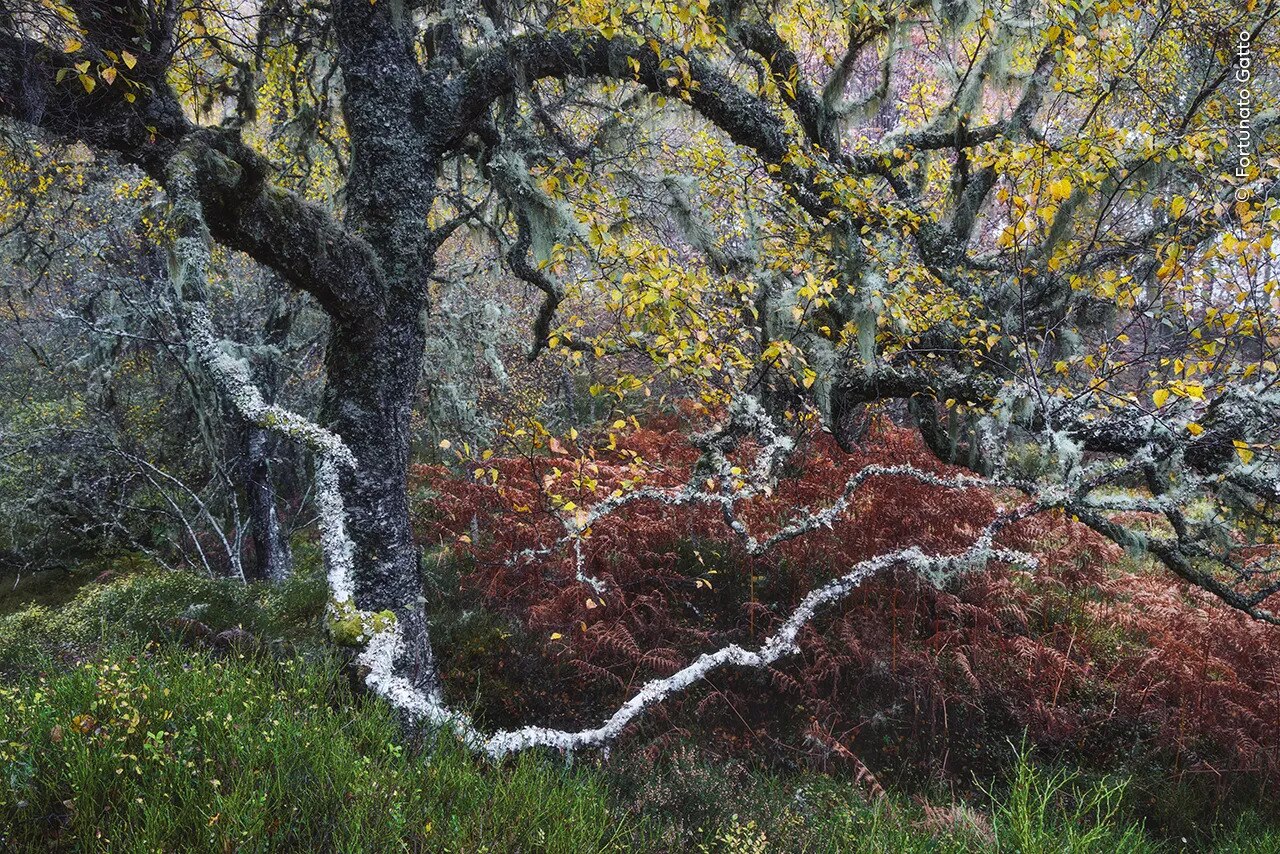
left=515, top=397, right=1003, bottom=590
left=365, top=506, right=1036, bottom=758
left=164, top=146, right=358, bottom=605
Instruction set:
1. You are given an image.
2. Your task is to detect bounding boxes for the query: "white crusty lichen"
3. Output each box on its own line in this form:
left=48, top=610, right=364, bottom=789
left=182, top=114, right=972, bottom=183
left=362, top=512, right=1034, bottom=759
left=512, top=397, right=999, bottom=588
left=166, top=159, right=1052, bottom=758
left=314, top=454, right=357, bottom=602
left=165, top=150, right=363, bottom=622
left=185, top=301, right=359, bottom=600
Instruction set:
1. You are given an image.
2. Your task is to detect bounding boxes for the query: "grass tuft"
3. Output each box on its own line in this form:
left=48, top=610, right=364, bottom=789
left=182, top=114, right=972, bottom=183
left=0, top=643, right=629, bottom=852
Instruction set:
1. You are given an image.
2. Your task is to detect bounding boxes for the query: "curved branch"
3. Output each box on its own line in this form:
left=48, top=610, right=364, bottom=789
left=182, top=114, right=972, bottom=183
left=1072, top=507, right=1280, bottom=626
left=506, top=208, right=564, bottom=361
left=0, top=32, right=387, bottom=321
left=456, top=31, right=847, bottom=220
left=366, top=509, right=1037, bottom=758
left=736, top=22, right=836, bottom=151
left=510, top=397, right=1009, bottom=594
left=164, top=145, right=360, bottom=603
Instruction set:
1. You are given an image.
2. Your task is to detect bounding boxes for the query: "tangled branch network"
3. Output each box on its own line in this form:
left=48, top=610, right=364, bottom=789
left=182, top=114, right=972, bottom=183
left=166, top=157, right=1041, bottom=756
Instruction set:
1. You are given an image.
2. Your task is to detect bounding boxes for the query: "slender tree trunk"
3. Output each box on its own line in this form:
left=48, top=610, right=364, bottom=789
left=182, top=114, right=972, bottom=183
left=242, top=291, right=297, bottom=583
left=244, top=424, right=292, bottom=583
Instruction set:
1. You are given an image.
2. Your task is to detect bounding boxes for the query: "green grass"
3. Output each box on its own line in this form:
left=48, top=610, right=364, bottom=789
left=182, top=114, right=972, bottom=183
left=2, top=642, right=1165, bottom=853
left=0, top=556, right=330, bottom=671
left=606, top=740, right=1161, bottom=853
left=984, top=744, right=1152, bottom=854
left=0, top=644, right=630, bottom=852
left=1, top=567, right=1277, bottom=852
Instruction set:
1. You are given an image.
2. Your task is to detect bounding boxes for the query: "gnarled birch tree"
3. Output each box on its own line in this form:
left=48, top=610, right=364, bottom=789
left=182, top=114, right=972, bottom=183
left=2, top=0, right=1278, bottom=749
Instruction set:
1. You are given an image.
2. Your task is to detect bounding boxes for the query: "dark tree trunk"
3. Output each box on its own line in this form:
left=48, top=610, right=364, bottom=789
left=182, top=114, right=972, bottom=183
left=324, top=0, right=445, bottom=692
left=244, top=424, right=293, bottom=583
left=323, top=307, right=438, bottom=690
left=240, top=291, right=298, bottom=583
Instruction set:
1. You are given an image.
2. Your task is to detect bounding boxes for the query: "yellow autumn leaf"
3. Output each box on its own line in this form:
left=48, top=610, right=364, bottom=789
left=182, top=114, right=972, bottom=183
left=1233, top=440, right=1255, bottom=464
left=1170, top=196, right=1187, bottom=218
left=63, top=38, right=83, bottom=53
left=121, top=50, right=137, bottom=69
left=1153, top=388, right=1170, bottom=407
left=1186, top=422, right=1204, bottom=436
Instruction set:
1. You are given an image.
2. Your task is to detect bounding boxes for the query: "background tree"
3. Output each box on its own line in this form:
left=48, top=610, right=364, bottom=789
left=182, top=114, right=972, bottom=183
left=0, top=136, right=318, bottom=580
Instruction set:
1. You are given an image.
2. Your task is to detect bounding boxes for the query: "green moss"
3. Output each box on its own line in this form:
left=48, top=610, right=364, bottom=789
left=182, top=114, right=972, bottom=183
left=0, top=561, right=335, bottom=670
left=327, top=599, right=396, bottom=646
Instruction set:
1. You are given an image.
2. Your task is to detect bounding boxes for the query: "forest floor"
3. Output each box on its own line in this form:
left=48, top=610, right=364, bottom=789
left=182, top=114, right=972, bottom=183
left=2, top=555, right=1279, bottom=853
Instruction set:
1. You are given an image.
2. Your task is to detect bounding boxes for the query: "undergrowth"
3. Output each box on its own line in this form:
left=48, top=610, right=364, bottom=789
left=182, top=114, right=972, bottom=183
left=0, top=643, right=625, bottom=852
left=4, top=635, right=1273, bottom=853
left=0, top=551, right=330, bottom=672
left=1, top=569, right=1278, bottom=851
left=416, top=417, right=1280, bottom=824
left=2, top=421, right=1278, bottom=850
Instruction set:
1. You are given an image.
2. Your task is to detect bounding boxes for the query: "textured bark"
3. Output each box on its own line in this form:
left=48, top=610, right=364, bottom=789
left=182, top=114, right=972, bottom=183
left=244, top=424, right=292, bottom=584
left=320, top=0, right=443, bottom=689
left=322, top=313, right=438, bottom=688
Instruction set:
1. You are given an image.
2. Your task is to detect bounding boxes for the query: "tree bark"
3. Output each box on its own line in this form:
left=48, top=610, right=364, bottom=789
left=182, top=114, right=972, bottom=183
left=323, top=308, right=438, bottom=690
left=244, top=424, right=293, bottom=584
left=322, top=0, right=444, bottom=692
